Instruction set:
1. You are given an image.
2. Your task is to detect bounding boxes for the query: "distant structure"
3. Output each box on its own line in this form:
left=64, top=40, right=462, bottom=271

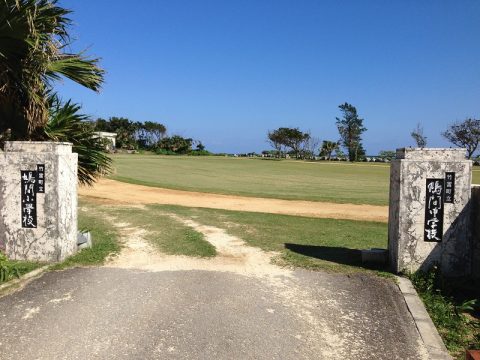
left=93, top=131, right=117, bottom=151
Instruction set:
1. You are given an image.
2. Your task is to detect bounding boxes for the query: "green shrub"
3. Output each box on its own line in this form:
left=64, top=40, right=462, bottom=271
left=189, top=150, right=212, bottom=156
left=154, top=148, right=177, bottom=155
left=0, top=252, right=41, bottom=283
left=409, top=267, right=480, bottom=358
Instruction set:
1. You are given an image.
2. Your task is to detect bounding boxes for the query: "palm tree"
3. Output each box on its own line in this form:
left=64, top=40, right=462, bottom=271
left=0, top=0, right=104, bottom=139
left=320, top=140, right=339, bottom=160
left=0, top=0, right=109, bottom=184
left=44, top=96, right=112, bottom=185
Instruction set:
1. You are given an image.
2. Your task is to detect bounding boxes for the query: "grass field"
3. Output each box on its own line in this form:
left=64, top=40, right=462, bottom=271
left=111, top=155, right=480, bottom=206
left=111, top=155, right=392, bottom=205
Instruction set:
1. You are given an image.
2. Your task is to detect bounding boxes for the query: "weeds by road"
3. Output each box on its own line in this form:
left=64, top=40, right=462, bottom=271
left=0, top=253, right=42, bottom=284
left=410, top=268, right=480, bottom=359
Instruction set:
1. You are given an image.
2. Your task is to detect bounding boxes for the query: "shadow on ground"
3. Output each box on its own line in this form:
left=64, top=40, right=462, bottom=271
left=284, top=243, right=388, bottom=271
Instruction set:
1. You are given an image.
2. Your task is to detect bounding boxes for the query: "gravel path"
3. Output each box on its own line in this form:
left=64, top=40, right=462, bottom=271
left=79, top=179, right=388, bottom=222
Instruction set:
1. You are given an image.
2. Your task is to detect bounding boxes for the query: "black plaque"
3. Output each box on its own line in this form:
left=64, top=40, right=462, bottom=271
left=424, top=178, right=444, bottom=242
left=444, top=172, right=455, bottom=204
left=21, top=170, right=37, bottom=228
left=36, top=164, right=45, bottom=193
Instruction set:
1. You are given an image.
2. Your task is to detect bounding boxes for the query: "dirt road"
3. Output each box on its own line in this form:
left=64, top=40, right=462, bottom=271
left=79, top=179, right=388, bottom=222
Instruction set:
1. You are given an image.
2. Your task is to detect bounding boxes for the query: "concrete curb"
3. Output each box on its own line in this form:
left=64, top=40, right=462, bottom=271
left=396, top=276, right=453, bottom=360
left=0, top=265, right=49, bottom=294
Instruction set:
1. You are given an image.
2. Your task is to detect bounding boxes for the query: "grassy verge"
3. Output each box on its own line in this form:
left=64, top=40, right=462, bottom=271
left=409, top=269, right=480, bottom=359
left=474, top=168, right=480, bottom=183
left=104, top=206, right=216, bottom=257
left=146, top=204, right=388, bottom=273
left=51, top=204, right=121, bottom=270
left=73, top=199, right=388, bottom=272
left=0, top=252, right=43, bottom=284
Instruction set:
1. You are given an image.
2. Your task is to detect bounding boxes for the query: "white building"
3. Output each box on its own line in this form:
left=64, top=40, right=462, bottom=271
left=93, top=132, right=117, bottom=151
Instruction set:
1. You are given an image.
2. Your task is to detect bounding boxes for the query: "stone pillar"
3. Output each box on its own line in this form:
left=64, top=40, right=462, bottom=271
left=0, top=142, right=78, bottom=262
left=388, top=148, right=472, bottom=276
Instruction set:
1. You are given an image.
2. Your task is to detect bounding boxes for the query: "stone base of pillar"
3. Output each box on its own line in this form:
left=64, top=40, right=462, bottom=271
left=0, top=142, right=78, bottom=262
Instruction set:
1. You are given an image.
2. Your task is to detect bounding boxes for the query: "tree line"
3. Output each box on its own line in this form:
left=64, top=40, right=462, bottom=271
left=93, top=117, right=207, bottom=155
left=268, top=102, right=480, bottom=161
left=267, top=102, right=367, bottom=161
left=411, top=119, right=480, bottom=159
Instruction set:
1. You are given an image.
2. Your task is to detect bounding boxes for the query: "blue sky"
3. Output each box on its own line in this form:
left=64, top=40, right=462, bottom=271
left=58, top=0, right=480, bottom=154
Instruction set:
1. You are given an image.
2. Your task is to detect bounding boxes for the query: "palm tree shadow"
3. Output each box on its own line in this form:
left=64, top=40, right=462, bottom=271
left=284, top=243, right=386, bottom=270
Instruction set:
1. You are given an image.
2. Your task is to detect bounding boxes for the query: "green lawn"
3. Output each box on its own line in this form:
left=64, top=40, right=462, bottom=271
left=111, top=155, right=480, bottom=205
left=111, top=155, right=392, bottom=205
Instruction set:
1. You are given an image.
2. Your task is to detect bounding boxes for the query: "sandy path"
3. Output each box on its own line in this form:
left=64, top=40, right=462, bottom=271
left=105, top=214, right=289, bottom=280
left=79, top=179, right=388, bottom=222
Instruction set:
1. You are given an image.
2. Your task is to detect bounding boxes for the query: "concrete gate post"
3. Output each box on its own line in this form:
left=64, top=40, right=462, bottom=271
left=388, top=148, right=472, bottom=276
left=0, top=142, right=78, bottom=262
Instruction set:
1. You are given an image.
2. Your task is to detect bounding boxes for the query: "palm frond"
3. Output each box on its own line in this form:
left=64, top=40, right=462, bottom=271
left=0, top=0, right=104, bottom=138
left=45, top=97, right=112, bottom=185
left=46, top=53, right=104, bottom=91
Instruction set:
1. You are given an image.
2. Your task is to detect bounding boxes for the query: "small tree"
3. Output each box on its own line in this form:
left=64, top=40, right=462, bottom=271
left=267, top=127, right=310, bottom=158
left=319, top=141, right=339, bottom=160
left=299, top=133, right=319, bottom=160
left=336, top=103, right=367, bottom=161
left=143, top=121, right=167, bottom=147
left=267, top=129, right=286, bottom=157
left=158, top=135, right=193, bottom=154
left=411, top=123, right=427, bottom=147
left=286, top=128, right=310, bottom=158
left=442, top=118, right=480, bottom=159
left=195, top=141, right=205, bottom=151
